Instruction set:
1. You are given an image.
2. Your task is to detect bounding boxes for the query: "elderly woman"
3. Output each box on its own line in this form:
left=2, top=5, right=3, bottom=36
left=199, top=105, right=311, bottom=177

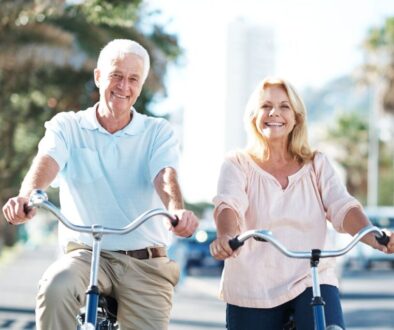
left=209, top=77, right=394, bottom=330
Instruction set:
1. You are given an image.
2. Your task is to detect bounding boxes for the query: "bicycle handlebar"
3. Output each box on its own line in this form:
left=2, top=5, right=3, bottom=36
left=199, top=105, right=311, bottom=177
left=27, top=189, right=179, bottom=236
left=229, top=225, right=389, bottom=259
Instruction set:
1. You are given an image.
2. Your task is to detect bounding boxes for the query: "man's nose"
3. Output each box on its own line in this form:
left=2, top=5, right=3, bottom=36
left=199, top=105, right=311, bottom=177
left=117, top=77, right=129, bottom=89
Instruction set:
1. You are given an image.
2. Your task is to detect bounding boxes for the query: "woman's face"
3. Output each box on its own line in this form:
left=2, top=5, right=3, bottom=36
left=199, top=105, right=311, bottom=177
left=255, top=85, right=296, bottom=142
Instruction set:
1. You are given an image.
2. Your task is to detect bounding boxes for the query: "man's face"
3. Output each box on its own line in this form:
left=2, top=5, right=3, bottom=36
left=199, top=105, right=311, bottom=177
left=94, top=53, right=144, bottom=116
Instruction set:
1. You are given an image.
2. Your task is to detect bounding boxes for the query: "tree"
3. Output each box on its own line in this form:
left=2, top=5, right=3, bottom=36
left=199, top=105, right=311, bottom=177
left=326, top=111, right=394, bottom=205
left=0, top=0, right=182, bottom=246
left=325, top=112, right=369, bottom=203
left=362, top=17, right=394, bottom=115
left=359, top=17, right=394, bottom=206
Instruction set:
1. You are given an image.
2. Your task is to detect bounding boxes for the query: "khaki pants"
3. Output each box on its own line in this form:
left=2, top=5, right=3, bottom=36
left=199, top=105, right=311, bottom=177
left=35, top=245, right=179, bottom=330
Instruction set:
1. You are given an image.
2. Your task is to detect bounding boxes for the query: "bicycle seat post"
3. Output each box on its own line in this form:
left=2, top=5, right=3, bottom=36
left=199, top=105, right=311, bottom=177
left=84, top=225, right=104, bottom=327
left=310, top=249, right=326, bottom=330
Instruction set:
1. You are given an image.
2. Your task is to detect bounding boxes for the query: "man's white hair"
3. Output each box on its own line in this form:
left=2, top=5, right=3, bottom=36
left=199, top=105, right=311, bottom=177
left=97, top=39, right=150, bottom=82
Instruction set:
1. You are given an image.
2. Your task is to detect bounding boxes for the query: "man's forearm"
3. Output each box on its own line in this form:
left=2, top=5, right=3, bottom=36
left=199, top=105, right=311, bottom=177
left=154, top=167, right=184, bottom=211
left=19, top=154, right=59, bottom=197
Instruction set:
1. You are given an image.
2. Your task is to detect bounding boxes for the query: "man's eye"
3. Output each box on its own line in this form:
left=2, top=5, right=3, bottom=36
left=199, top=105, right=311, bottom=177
left=111, top=73, right=122, bottom=80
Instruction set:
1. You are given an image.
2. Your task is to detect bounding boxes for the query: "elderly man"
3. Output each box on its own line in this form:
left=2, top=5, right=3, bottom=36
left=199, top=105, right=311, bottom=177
left=3, top=39, right=198, bottom=330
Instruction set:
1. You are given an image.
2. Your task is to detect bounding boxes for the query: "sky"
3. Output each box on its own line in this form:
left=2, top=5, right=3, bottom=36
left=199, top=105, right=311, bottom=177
left=146, top=0, right=394, bottom=203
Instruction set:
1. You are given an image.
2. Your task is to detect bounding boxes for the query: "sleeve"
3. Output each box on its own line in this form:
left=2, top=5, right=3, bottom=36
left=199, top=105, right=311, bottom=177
left=148, top=119, right=180, bottom=182
left=212, top=155, right=249, bottom=225
left=314, top=152, right=362, bottom=232
left=37, top=112, right=71, bottom=172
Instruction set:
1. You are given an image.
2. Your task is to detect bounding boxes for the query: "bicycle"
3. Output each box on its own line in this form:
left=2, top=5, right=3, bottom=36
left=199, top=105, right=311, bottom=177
left=228, top=225, right=389, bottom=330
left=27, top=189, right=179, bottom=330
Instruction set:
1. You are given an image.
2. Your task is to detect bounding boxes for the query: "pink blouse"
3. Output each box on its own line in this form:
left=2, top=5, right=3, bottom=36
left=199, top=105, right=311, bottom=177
left=213, top=151, right=361, bottom=308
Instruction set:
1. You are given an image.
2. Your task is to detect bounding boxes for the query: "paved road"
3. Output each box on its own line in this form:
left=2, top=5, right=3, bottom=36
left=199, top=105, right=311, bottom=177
left=1, top=241, right=393, bottom=329
left=340, top=268, right=394, bottom=330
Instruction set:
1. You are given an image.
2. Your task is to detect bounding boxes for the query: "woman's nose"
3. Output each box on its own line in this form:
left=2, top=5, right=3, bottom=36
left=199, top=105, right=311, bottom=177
left=269, top=107, right=279, bottom=116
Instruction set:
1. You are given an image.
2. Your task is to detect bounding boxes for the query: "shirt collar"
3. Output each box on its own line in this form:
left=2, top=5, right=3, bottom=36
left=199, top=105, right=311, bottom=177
left=79, top=103, right=145, bottom=136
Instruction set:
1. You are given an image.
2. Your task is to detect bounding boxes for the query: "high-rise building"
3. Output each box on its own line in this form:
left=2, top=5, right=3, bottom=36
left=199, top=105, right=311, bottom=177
left=225, top=19, right=275, bottom=152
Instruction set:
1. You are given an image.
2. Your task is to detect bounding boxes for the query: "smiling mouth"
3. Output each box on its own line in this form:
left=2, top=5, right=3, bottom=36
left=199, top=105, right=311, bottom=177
left=265, top=122, right=284, bottom=127
left=112, top=92, right=129, bottom=100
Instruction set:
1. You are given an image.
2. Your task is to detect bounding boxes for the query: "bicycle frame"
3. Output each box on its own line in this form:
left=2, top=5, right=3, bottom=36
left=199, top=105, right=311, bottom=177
left=28, top=189, right=178, bottom=329
left=229, top=226, right=389, bottom=330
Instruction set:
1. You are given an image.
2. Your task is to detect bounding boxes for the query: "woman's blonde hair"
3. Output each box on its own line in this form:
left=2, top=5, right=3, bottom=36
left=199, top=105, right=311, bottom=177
left=244, top=77, right=314, bottom=163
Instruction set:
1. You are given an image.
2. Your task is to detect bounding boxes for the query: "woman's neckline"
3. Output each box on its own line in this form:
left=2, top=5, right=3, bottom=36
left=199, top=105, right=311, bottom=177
left=241, top=150, right=309, bottom=190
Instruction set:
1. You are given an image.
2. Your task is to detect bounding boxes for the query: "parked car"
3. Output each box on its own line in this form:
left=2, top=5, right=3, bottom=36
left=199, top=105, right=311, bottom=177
left=342, top=206, right=394, bottom=270
left=185, top=223, right=224, bottom=274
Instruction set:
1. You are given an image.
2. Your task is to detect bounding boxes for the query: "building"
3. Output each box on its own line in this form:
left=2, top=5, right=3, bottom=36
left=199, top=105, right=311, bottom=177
left=224, top=19, right=275, bottom=152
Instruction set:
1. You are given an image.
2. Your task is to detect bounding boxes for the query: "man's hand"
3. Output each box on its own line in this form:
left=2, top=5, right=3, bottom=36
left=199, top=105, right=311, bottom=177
left=2, top=196, right=36, bottom=225
left=170, top=209, right=198, bottom=237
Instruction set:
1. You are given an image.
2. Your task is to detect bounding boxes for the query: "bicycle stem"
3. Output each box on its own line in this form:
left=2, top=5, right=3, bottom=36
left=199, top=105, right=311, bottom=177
left=85, top=236, right=102, bottom=326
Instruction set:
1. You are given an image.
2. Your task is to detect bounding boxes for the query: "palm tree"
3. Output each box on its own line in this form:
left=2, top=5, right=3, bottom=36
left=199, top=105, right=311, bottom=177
left=361, top=17, right=394, bottom=206
left=361, top=17, right=394, bottom=116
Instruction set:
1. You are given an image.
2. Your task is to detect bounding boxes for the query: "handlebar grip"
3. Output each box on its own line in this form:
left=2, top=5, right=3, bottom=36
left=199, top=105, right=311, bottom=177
left=375, top=231, right=390, bottom=246
left=23, top=203, right=33, bottom=215
left=229, top=236, right=244, bottom=251
left=170, top=215, right=179, bottom=227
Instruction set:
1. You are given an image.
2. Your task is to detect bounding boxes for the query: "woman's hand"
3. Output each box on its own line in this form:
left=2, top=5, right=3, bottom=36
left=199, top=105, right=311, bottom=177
left=378, top=229, right=394, bottom=253
left=364, top=229, right=394, bottom=253
left=210, top=234, right=237, bottom=260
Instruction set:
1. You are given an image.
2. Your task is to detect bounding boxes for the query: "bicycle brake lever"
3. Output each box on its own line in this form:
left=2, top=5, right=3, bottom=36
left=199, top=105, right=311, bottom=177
left=375, top=231, right=390, bottom=246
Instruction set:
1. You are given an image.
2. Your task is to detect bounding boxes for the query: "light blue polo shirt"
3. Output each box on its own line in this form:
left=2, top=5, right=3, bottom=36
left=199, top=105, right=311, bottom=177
left=38, top=105, right=179, bottom=251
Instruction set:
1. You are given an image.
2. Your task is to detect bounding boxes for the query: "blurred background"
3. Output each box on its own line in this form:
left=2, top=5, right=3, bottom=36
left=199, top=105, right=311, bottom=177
left=0, top=0, right=394, bottom=329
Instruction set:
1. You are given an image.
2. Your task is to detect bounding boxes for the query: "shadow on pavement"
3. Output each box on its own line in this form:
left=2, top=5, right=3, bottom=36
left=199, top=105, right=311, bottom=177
left=0, top=307, right=34, bottom=314
left=345, top=309, right=394, bottom=328
left=341, top=292, right=394, bottom=300
left=171, top=319, right=224, bottom=328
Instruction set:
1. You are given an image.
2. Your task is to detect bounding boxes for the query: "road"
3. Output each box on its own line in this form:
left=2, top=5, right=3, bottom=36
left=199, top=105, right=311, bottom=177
left=340, top=268, right=394, bottom=329
left=0, top=242, right=393, bottom=329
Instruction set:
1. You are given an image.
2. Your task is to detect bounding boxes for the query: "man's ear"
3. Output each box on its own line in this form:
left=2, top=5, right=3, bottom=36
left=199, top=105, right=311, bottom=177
left=94, top=68, right=100, bottom=88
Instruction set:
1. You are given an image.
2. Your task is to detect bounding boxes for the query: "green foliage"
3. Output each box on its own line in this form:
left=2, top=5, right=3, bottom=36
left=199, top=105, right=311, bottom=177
left=77, top=0, right=141, bottom=27
left=378, top=143, right=394, bottom=205
left=364, top=17, right=394, bottom=49
left=185, top=201, right=213, bottom=219
left=326, top=111, right=394, bottom=205
left=326, top=112, right=369, bottom=203
left=362, top=16, right=394, bottom=115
